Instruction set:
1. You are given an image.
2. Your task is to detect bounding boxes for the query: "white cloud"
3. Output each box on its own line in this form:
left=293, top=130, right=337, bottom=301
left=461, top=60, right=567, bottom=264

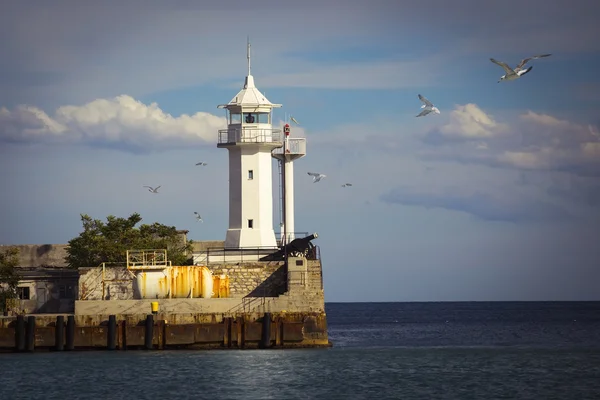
left=436, top=103, right=509, bottom=140
left=582, top=142, right=600, bottom=158
left=0, top=95, right=226, bottom=153
left=400, top=104, right=600, bottom=220
left=421, top=104, right=600, bottom=177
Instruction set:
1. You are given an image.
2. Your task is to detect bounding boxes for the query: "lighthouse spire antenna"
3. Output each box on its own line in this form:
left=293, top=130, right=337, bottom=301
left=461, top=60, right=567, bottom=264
left=247, top=36, right=251, bottom=76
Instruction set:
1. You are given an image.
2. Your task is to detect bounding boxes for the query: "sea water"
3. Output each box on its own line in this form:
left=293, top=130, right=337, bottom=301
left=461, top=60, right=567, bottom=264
left=1, top=302, right=599, bottom=399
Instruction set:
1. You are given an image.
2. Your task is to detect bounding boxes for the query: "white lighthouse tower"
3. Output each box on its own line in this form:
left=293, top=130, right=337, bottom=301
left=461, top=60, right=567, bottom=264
left=217, top=40, right=282, bottom=249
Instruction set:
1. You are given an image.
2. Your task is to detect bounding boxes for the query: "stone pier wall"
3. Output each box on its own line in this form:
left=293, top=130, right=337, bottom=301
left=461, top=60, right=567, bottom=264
left=77, top=261, right=287, bottom=301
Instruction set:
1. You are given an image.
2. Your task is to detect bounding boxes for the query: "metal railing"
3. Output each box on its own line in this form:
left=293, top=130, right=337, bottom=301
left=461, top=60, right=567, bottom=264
left=227, top=296, right=268, bottom=315
left=126, top=249, right=171, bottom=270
left=272, top=138, right=307, bottom=155
left=202, top=246, right=279, bottom=264
left=218, top=128, right=283, bottom=145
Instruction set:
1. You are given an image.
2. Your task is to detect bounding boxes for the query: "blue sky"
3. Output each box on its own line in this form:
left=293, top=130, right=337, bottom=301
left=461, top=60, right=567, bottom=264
left=1, top=0, right=600, bottom=301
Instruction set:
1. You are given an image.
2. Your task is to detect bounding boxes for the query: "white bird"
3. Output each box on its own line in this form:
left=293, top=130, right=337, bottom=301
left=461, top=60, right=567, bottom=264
left=194, top=212, right=203, bottom=222
left=490, top=54, right=551, bottom=83
left=307, top=172, right=326, bottom=183
left=416, top=94, right=440, bottom=117
left=144, top=186, right=161, bottom=193
left=290, top=116, right=300, bottom=125
left=195, top=162, right=207, bottom=166
left=341, top=183, right=353, bottom=188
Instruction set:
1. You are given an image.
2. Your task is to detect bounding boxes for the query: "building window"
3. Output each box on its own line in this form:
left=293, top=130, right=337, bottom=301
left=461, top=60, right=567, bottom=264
left=296, top=259, right=304, bottom=266
left=229, top=112, right=241, bottom=124
left=248, top=170, right=253, bottom=180
left=17, top=287, right=30, bottom=300
left=257, top=113, right=269, bottom=123
left=248, top=219, right=254, bottom=229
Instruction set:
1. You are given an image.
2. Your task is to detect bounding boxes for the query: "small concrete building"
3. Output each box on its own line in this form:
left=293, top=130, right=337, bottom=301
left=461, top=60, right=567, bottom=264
left=1, top=244, right=79, bottom=315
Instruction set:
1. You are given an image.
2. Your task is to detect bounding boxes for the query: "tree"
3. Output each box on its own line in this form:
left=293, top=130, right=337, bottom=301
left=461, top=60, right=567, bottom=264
left=0, top=247, right=20, bottom=313
left=65, top=213, right=194, bottom=269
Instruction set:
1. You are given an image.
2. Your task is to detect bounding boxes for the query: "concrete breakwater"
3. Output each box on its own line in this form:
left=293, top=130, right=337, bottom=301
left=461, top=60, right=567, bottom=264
left=0, top=311, right=331, bottom=352
left=1, top=248, right=331, bottom=352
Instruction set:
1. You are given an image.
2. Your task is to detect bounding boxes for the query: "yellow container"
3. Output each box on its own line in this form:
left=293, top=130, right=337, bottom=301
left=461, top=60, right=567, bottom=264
left=212, top=274, right=231, bottom=298
left=151, top=301, right=159, bottom=314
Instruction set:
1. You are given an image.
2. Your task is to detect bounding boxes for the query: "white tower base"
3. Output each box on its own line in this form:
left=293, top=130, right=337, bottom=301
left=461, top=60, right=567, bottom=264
left=223, top=144, right=279, bottom=249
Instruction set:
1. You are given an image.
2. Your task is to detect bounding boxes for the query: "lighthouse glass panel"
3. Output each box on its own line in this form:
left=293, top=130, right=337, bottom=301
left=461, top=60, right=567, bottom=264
left=229, top=112, right=241, bottom=124
left=243, top=113, right=269, bottom=124
left=257, top=113, right=269, bottom=124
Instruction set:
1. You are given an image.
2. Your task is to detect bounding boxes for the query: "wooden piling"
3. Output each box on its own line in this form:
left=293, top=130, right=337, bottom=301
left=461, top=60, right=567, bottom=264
left=107, top=315, right=117, bottom=350
left=15, top=315, right=25, bottom=352
left=26, top=316, right=36, bottom=352
left=55, top=315, right=64, bottom=351
left=144, top=315, right=154, bottom=350
left=260, top=312, right=272, bottom=349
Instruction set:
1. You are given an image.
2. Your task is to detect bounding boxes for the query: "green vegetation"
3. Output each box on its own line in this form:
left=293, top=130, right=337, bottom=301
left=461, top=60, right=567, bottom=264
left=0, top=246, right=20, bottom=313
left=65, top=213, right=193, bottom=269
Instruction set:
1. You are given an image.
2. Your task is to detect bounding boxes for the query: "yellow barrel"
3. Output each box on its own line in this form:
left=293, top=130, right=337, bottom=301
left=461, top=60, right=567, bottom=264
left=151, top=301, right=159, bottom=314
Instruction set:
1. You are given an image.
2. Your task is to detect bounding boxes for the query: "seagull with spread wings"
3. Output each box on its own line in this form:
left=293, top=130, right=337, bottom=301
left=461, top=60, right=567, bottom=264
left=195, top=162, right=207, bottom=166
left=490, top=54, right=552, bottom=83
left=144, top=186, right=161, bottom=193
left=307, top=172, right=326, bottom=183
left=194, top=212, right=203, bottom=222
left=416, top=94, right=440, bottom=117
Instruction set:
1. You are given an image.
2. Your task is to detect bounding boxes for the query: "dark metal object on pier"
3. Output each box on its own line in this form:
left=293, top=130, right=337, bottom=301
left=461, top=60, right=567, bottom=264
left=260, top=233, right=318, bottom=261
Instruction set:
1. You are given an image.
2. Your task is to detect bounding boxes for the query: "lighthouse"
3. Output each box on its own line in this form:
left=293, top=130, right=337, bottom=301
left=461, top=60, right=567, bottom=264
left=217, top=40, right=282, bottom=249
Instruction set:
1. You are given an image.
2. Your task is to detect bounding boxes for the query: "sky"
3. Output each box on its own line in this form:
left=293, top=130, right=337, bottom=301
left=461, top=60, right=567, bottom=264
left=1, top=0, right=599, bottom=302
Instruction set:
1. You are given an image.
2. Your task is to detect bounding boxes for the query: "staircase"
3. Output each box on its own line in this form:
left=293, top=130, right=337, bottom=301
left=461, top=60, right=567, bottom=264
left=79, top=265, right=103, bottom=300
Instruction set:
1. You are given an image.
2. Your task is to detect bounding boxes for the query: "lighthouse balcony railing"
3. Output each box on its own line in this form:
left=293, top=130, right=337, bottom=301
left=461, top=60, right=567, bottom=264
left=218, top=128, right=283, bottom=145
left=272, top=138, right=306, bottom=156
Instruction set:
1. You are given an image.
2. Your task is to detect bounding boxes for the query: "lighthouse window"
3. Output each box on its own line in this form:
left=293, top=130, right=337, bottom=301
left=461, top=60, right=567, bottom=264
left=248, top=219, right=254, bottom=229
left=242, top=113, right=269, bottom=124
left=257, top=113, right=269, bottom=123
left=248, top=170, right=254, bottom=180
left=230, top=113, right=241, bottom=124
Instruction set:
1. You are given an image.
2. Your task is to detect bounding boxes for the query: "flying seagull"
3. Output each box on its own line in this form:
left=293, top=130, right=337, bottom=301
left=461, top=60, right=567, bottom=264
left=144, top=186, right=161, bottom=193
left=290, top=116, right=300, bottom=125
left=416, top=94, right=440, bottom=117
left=341, top=183, right=353, bottom=188
left=307, top=172, right=326, bottom=183
left=194, top=212, right=203, bottom=223
left=195, top=162, right=207, bottom=166
left=490, top=54, right=552, bottom=83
